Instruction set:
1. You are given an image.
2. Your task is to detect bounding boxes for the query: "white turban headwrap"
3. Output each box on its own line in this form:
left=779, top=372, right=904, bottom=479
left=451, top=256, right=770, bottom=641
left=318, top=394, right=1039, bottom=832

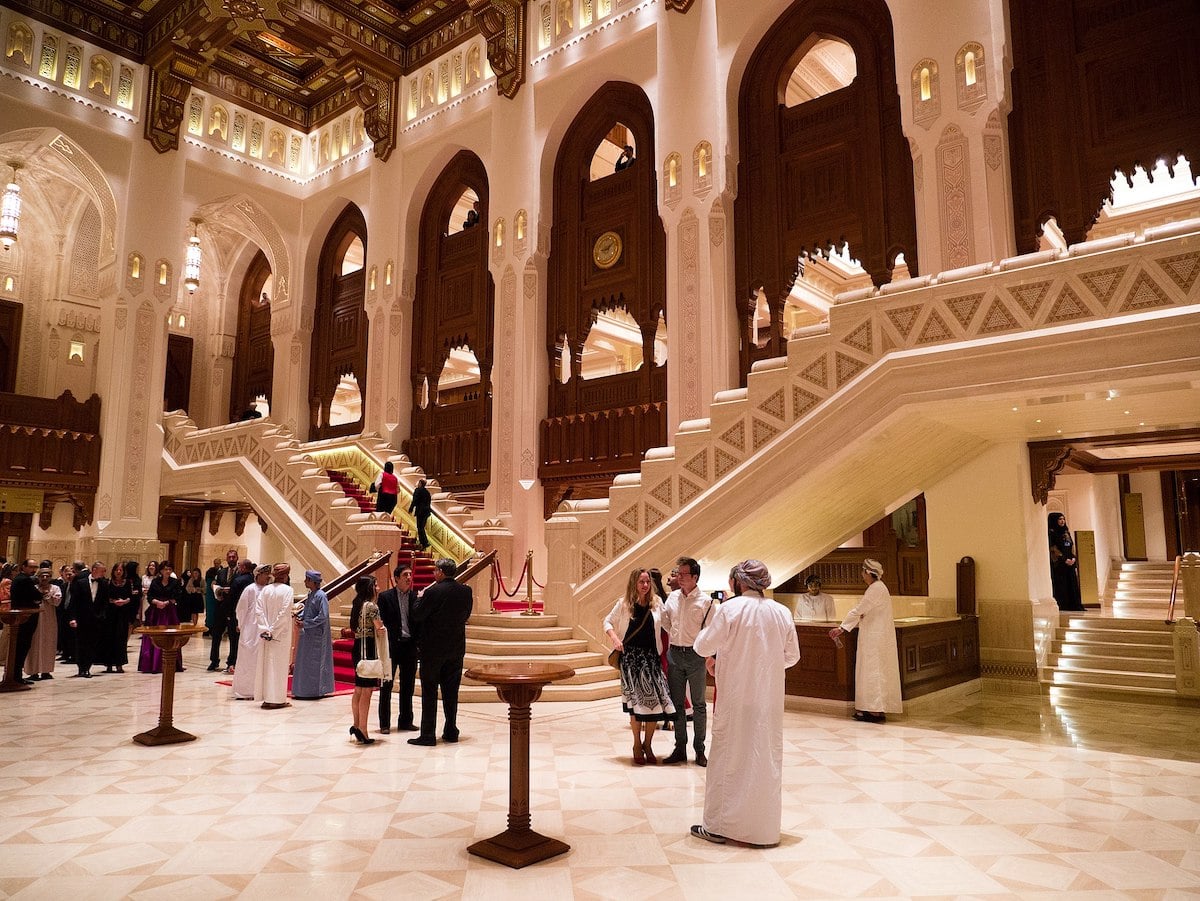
left=862, top=558, right=884, bottom=578
left=731, top=559, right=772, bottom=592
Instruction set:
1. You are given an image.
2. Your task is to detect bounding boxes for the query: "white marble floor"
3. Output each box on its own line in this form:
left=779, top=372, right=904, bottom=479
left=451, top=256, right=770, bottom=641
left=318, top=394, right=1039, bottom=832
left=1, top=663, right=1199, bottom=900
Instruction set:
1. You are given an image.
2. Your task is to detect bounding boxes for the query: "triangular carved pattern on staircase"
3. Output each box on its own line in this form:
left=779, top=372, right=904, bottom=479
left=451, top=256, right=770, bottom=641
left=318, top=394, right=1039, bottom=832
left=586, top=529, right=608, bottom=556
left=979, top=297, right=1020, bottom=333
left=793, top=385, right=820, bottom=418
left=678, top=475, right=703, bottom=505
left=944, top=293, right=984, bottom=329
left=1119, top=270, right=1172, bottom=312
left=799, top=354, right=828, bottom=388
left=650, top=478, right=673, bottom=508
left=885, top=304, right=922, bottom=341
left=1154, top=251, right=1200, bottom=295
left=684, top=450, right=709, bottom=481
left=643, top=503, right=665, bottom=531
left=1078, top=265, right=1127, bottom=306
left=916, top=309, right=954, bottom=344
left=713, top=447, right=739, bottom=479
left=758, top=388, right=786, bottom=422
left=1009, top=280, right=1052, bottom=319
left=1046, top=284, right=1093, bottom=323
left=719, top=421, right=746, bottom=453
left=617, top=505, right=640, bottom=535
left=842, top=319, right=873, bottom=353
left=611, top=527, right=632, bottom=555
left=751, top=418, right=780, bottom=451
left=834, top=352, right=867, bottom=386
left=581, top=551, right=601, bottom=581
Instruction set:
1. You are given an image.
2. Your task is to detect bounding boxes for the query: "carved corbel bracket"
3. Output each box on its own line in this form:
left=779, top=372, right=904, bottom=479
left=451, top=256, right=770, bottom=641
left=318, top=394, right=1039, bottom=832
left=1028, top=443, right=1073, bottom=504
left=338, top=59, right=399, bottom=162
left=144, top=49, right=206, bottom=154
left=234, top=508, right=251, bottom=536
left=208, top=509, right=224, bottom=536
left=665, top=0, right=697, bottom=10
left=466, top=0, right=527, bottom=100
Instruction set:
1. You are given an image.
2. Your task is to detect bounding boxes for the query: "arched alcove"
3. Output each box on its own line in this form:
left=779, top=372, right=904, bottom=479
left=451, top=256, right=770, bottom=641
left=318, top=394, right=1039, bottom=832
left=229, top=250, right=274, bottom=422
left=403, top=149, right=494, bottom=493
left=734, top=0, right=918, bottom=381
left=309, top=203, right=368, bottom=440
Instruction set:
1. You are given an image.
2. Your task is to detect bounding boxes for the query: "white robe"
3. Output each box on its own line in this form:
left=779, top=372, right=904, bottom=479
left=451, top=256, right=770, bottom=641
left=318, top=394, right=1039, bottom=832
left=840, top=580, right=902, bottom=714
left=693, top=592, right=800, bottom=846
left=255, top=582, right=294, bottom=705
left=231, top=583, right=264, bottom=699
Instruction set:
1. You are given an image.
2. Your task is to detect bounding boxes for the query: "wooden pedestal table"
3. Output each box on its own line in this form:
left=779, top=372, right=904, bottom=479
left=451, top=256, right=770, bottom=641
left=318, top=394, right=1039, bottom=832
left=464, top=661, right=576, bottom=868
left=0, top=608, right=40, bottom=693
left=132, top=625, right=206, bottom=745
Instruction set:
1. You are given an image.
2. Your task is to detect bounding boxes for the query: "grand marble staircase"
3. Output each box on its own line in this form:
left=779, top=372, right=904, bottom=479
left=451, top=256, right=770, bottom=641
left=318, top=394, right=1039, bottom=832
left=1043, top=615, right=1181, bottom=704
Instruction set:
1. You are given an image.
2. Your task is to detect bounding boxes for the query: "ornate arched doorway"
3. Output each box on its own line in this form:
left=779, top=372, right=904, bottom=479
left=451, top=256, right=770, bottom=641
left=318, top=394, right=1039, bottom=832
left=309, top=204, right=368, bottom=440
left=229, top=250, right=274, bottom=421
left=540, top=82, right=667, bottom=516
left=403, top=150, right=494, bottom=495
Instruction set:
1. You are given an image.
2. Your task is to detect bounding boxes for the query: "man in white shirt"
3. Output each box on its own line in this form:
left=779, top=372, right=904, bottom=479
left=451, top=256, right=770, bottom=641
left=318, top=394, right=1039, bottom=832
left=255, top=563, right=295, bottom=710
left=661, top=556, right=717, bottom=767
left=796, top=574, right=837, bottom=621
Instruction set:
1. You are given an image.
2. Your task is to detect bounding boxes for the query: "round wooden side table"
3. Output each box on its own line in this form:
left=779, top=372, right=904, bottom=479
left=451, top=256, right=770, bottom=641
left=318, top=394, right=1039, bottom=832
left=132, top=624, right=206, bottom=745
left=0, top=608, right=40, bottom=693
left=464, top=660, right=576, bottom=868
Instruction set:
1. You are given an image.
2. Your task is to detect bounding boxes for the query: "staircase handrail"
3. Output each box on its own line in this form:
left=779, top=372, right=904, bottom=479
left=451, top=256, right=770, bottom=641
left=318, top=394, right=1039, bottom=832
left=1166, top=554, right=1182, bottom=624
left=456, top=549, right=498, bottom=584
left=324, top=550, right=394, bottom=602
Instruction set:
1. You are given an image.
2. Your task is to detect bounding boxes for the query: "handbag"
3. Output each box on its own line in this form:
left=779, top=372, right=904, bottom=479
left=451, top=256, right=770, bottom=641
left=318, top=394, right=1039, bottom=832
left=355, top=636, right=383, bottom=679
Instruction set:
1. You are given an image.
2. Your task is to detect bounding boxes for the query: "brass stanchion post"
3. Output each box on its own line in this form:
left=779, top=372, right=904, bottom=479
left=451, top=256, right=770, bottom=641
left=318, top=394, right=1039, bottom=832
left=489, top=560, right=497, bottom=614
left=521, top=550, right=540, bottom=616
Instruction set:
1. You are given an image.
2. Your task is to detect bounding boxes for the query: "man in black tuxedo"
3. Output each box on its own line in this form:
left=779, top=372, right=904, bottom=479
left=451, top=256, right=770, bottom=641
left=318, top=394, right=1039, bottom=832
left=8, top=559, right=41, bottom=683
left=67, top=561, right=108, bottom=678
left=208, top=549, right=243, bottom=672
left=377, top=563, right=419, bottom=734
left=408, top=558, right=473, bottom=746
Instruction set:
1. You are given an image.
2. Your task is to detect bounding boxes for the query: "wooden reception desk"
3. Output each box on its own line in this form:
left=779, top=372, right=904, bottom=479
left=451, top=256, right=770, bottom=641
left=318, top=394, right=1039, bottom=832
left=786, top=616, right=980, bottom=702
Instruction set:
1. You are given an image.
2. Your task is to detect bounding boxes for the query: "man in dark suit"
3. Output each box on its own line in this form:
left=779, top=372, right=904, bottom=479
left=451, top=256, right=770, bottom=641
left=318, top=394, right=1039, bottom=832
left=67, top=561, right=108, bottom=678
left=408, top=558, right=473, bottom=746
left=408, top=479, right=433, bottom=549
left=377, top=563, right=419, bottom=735
left=211, top=558, right=253, bottom=673
left=8, top=559, right=41, bottom=683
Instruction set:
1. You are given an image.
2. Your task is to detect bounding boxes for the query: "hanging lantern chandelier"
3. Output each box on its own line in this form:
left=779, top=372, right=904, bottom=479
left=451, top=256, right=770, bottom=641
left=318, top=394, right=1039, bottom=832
left=183, top=217, right=202, bottom=293
left=0, top=163, right=22, bottom=249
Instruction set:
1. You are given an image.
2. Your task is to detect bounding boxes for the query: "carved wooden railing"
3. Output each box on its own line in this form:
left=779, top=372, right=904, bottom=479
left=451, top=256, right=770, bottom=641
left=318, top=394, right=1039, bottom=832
left=542, top=222, right=1200, bottom=648
left=1167, top=554, right=1183, bottom=624
left=324, top=550, right=394, bottom=602
left=0, top=390, right=101, bottom=526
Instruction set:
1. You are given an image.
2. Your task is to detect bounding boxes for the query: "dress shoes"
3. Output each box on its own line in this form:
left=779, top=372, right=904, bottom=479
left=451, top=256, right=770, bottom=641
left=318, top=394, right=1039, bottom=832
left=397, top=723, right=419, bottom=732
left=407, top=735, right=437, bottom=747
left=378, top=726, right=390, bottom=734
left=207, top=663, right=219, bottom=672
left=261, top=702, right=291, bottom=710
left=442, top=732, right=460, bottom=743
left=40, top=673, right=52, bottom=679
left=663, top=749, right=687, bottom=765
left=695, top=751, right=708, bottom=767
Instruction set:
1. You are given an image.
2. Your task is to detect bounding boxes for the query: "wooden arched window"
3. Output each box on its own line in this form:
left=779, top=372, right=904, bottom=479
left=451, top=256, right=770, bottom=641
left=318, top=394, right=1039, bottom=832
left=541, top=81, right=667, bottom=516
left=403, top=150, right=495, bottom=493
left=229, top=250, right=274, bottom=422
left=1008, top=1, right=1200, bottom=252
left=734, top=0, right=917, bottom=380
left=309, top=204, right=368, bottom=439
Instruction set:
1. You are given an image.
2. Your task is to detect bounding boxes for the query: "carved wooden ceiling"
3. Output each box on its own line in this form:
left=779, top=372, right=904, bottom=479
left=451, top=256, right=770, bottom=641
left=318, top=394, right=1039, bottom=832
left=8, top=0, right=530, bottom=156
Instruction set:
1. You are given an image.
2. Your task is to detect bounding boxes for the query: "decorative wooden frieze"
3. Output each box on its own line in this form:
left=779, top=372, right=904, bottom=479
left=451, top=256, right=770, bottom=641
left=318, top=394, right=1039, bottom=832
left=467, top=0, right=527, bottom=99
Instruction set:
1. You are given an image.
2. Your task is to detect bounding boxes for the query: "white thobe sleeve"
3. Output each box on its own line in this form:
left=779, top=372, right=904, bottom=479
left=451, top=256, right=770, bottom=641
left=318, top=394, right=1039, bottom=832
left=692, top=604, right=728, bottom=658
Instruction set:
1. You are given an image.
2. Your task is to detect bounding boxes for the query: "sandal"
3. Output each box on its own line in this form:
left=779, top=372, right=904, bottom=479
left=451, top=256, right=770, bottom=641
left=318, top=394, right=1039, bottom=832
left=632, top=742, right=645, bottom=766
left=643, top=742, right=657, bottom=765
left=690, top=824, right=726, bottom=844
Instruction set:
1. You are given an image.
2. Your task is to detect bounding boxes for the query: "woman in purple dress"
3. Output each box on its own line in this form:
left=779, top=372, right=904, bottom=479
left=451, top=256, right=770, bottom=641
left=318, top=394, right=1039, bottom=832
left=138, top=561, right=182, bottom=674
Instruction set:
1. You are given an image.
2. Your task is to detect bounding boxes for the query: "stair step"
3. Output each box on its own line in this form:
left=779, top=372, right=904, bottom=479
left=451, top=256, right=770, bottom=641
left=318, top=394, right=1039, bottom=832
left=1051, top=640, right=1174, bottom=660
left=1046, top=684, right=1194, bottom=707
left=469, top=612, right=561, bottom=628
left=1057, top=629, right=1173, bottom=647
left=1046, top=653, right=1175, bottom=674
left=465, top=638, right=590, bottom=655
left=466, top=625, right=575, bottom=641
left=1042, top=667, right=1175, bottom=690
left=464, top=650, right=606, bottom=669
left=1060, top=616, right=1173, bottom=631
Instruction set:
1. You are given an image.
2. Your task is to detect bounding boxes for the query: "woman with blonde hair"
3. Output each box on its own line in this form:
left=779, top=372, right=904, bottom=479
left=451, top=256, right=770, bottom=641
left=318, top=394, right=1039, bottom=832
left=604, top=567, right=675, bottom=765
